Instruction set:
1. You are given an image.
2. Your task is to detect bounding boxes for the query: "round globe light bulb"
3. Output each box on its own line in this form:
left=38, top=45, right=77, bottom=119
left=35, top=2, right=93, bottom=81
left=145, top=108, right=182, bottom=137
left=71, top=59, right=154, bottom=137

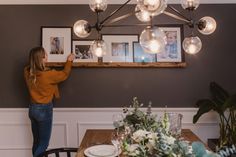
left=137, top=0, right=167, bottom=16
left=95, top=0, right=102, bottom=3
left=95, top=47, right=103, bottom=57
left=149, top=39, right=161, bottom=53
left=198, top=16, right=217, bottom=35
left=145, top=0, right=160, bottom=6
left=73, top=20, right=91, bottom=38
left=90, top=40, right=107, bottom=57
left=135, top=5, right=151, bottom=22
left=188, top=44, right=198, bottom=54
left=89, top=0, right=107, bottom=12
left=183, top=36, right=202, bottom=54
left=140, top=26, right=166, bottom=54
left=181, top=0, right=200, bottom=10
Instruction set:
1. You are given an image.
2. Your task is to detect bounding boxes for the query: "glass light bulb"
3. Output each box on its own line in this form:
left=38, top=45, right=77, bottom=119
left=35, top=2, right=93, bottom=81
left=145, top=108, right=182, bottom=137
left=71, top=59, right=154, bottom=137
left=95, top=0, right=102, bottom=3
left=198, top=16, right=217, bottom=35
left=89, top=0, right=107, bottom=12
left=181, top=0, right=199, bottom=10
left=95, top=47, right=103, bottom=57
left=137, top=0, right=167, bottom=16
left=73, top=20, right=91, bottom=38
left=140, top=26, right=166, bottom=54
left=145, top=0, right=160, bottom=6
left=135, top=5, right=151, bottom=22
left=183, top=36, right=202, bottom=54
left=149, top=39, right=161, bottom=52
left=90, top=40, right=107, bottom=57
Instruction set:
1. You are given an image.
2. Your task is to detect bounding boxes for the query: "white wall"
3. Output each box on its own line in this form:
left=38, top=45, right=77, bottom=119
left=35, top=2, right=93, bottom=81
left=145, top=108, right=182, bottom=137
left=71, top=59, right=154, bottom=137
left=0, top=108, right=219, bottom=157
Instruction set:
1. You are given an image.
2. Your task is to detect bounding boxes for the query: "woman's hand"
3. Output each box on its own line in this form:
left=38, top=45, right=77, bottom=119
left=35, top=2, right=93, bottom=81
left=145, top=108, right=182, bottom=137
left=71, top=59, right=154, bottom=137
left=67, top=54, right=75, bottom=62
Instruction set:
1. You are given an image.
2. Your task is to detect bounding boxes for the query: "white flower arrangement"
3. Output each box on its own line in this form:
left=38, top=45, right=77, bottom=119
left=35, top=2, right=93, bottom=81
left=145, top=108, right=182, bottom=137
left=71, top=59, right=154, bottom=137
left=116, top=97, right=221, bottom=157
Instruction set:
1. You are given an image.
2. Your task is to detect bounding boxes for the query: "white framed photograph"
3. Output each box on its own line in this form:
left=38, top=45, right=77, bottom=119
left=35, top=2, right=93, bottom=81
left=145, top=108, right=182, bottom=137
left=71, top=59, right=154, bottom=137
left=41, top=27, right=72, bottom=63
left=72, top=40, right=97, bottom=62
left=102, top=34, right=138, bottom=62
left=156, top=25, right=184, bottom=62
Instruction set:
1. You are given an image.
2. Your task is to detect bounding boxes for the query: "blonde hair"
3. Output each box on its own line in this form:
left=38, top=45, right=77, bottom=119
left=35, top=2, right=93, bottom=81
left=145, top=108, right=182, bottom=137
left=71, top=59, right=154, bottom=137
left=28, top=46, right=46, bottom=85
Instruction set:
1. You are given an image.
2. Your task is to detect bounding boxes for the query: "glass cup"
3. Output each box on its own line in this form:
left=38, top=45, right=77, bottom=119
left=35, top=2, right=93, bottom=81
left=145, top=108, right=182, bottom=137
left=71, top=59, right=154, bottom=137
left=111, top=132, right=119, bottom=149
left=111, top=131, right=124, bottom=156
left=112, top=114, right=124, bottom=129
left=167, top=112, right=183, bottom=137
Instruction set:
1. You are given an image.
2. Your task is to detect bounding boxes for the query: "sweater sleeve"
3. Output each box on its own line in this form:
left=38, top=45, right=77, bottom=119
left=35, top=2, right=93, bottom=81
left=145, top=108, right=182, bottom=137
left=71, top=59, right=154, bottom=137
left=47, top=60, right=72, bottom=84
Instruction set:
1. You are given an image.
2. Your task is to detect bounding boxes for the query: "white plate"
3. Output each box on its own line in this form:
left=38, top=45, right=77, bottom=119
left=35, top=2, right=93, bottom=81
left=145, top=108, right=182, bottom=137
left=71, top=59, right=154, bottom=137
left=84, top=144, right=120, bottom=157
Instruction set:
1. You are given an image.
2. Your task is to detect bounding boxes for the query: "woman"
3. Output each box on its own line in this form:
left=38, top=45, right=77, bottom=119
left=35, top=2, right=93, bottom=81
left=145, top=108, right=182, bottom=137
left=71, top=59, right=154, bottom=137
left=24, top=46, right=75, bottom=157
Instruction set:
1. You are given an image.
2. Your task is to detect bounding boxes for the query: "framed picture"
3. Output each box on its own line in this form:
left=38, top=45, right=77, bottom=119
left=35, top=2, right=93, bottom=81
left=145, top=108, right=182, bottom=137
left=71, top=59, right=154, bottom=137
left=41, top=27, right=72, bottom=63
left=72, top=40, right=97, bottom=62
left=133, top=42, right=156, bottom=63
left=156, top=25, right=184, bottom=62
left=102, top=34, right=138, bottom=62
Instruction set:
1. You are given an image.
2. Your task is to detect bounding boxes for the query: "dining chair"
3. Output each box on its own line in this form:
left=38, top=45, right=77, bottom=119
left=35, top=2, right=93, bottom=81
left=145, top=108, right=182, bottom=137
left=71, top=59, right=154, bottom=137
left=37, top=147, right=78, bottom=157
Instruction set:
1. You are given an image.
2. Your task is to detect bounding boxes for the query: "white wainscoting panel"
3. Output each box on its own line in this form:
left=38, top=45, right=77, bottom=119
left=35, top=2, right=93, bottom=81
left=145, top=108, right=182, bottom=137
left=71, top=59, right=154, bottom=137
left=0, top=108, right=219, bottom=157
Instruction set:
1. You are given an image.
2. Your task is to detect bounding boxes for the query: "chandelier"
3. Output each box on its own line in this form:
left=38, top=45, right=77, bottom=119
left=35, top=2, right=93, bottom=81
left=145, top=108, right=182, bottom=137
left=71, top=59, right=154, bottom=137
left=73, top=0, right=217, bottom=58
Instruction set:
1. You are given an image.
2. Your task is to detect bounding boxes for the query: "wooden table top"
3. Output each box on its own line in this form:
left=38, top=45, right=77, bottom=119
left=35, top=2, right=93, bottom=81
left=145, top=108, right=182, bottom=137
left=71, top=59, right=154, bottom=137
left=76, top=129, right=202, bottom=157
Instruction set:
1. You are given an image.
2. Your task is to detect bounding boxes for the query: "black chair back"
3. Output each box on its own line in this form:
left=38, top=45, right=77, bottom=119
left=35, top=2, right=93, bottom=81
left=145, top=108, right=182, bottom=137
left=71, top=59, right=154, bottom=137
left=37, top=147, right=78, bottom=157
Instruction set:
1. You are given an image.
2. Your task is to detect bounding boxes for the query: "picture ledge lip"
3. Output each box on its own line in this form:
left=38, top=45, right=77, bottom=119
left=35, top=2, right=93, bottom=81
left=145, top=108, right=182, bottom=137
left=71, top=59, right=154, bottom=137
left=0, top=0, right=235, bottom=4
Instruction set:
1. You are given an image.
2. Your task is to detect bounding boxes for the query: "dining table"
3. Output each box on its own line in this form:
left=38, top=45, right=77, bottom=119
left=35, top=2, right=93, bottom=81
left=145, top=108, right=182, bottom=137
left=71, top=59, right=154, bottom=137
left=76, top=129, right=204, bottom=157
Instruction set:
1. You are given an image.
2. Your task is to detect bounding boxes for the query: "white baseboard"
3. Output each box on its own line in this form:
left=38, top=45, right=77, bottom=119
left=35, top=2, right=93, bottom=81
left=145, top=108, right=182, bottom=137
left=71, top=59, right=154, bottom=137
left=0, top=108, right=219, bottom=157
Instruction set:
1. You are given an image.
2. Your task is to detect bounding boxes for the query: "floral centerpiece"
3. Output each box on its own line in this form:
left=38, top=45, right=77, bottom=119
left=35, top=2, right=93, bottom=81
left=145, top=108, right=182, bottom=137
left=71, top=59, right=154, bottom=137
left=114, top=97, right=220, bottom=157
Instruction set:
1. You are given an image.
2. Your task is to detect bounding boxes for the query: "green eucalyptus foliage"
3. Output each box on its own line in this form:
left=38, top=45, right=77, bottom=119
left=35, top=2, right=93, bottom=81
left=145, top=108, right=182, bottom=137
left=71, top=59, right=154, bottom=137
left=123, top=97, right=159, bottom=132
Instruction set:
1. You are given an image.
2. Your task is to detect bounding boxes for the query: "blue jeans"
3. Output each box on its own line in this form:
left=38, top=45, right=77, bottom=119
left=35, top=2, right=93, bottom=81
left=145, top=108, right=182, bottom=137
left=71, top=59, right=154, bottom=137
left=29, top=103, right=53, bottom=157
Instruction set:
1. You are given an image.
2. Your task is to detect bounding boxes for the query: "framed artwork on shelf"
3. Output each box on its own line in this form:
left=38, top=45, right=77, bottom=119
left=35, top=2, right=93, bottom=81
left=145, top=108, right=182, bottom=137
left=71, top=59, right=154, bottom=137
left=72, top=40, right=97, bottom=62
left=156, top=24, right=184, bottom=62
left=133, top=42, right=157, bottom=63
left=102, top=34, right=138, bottom=62
left=41, top=26, right=72, bottom=63
left=44, top=25, right=185, bottom=68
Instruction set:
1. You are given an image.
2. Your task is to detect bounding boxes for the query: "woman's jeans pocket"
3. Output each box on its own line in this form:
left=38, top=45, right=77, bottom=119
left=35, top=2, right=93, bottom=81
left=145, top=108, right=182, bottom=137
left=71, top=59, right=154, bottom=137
left=29, top=103, right=53, bottom=122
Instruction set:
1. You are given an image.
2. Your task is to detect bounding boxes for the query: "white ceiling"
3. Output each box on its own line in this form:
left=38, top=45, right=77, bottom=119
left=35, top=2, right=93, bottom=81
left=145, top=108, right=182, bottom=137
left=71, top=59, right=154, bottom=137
left=0, top=0, right=236, bottom=4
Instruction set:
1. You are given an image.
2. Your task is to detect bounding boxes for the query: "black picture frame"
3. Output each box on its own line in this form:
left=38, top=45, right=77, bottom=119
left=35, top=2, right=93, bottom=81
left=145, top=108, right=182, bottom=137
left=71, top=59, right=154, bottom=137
left=72, top=39, right=97, bottom=63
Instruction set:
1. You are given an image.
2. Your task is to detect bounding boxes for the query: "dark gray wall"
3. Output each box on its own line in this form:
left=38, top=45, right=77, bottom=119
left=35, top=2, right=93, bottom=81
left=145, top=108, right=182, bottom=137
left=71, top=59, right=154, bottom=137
left=0, top=4, right=235, bottom=108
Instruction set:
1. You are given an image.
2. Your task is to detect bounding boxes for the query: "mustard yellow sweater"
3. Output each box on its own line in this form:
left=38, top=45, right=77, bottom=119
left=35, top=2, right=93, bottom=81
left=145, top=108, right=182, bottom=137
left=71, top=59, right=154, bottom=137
left=24, top=61, right=72, bottom=104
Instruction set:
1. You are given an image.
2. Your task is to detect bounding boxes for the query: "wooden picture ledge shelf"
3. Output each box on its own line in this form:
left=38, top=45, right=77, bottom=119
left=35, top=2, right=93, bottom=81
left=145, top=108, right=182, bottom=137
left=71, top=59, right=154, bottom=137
left=46, top=62, right=187, bottom=68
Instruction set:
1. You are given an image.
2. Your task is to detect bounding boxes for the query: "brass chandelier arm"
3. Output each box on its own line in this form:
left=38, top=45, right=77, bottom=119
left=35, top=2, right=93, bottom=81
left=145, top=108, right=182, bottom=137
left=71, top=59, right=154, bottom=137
left=163, top=11, right=190, bottom=23
left=106, top=11, right=137, bottom=25
left=103, top=4, right=192, bottom=27
left=96, top=1, right=192, bottom=31
left=103, top=23, right=149, bottom=28
left=167, top=5, right=191, bottom=22
left=93, top=11, right=190, bottom=32
left=100, top=0, right=132, bottom=26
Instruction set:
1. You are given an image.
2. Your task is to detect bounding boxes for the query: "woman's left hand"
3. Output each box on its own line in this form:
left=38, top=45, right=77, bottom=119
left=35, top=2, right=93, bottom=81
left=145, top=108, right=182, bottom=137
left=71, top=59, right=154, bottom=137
left=67, top=54, right=75, bottom=62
